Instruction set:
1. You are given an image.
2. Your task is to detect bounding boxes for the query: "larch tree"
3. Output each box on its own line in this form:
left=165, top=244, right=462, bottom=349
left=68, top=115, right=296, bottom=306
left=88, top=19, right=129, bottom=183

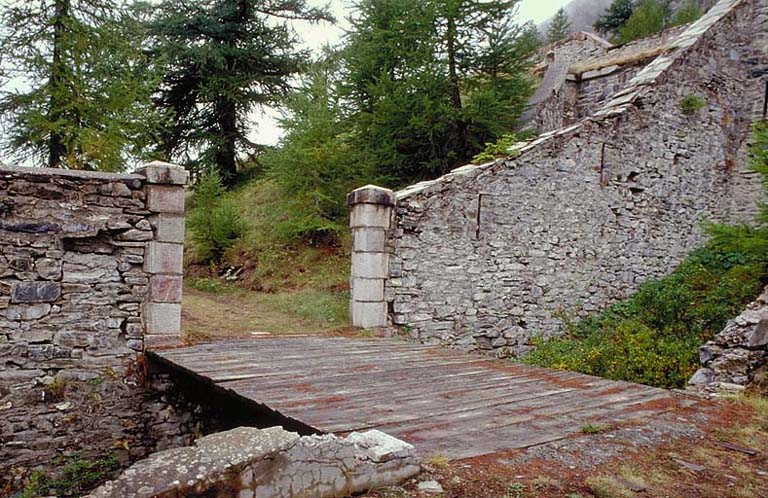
left=148, top=0, right=332, bottom=186
left=343, top=0, right=538, bottom=182
left=547, top=8, right=572, bottom=43
left=0, top=0, right=159, bottom=171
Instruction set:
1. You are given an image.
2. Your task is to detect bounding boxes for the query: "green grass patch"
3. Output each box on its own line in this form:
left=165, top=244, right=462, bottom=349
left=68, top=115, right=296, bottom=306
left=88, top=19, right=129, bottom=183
left=523, top=246, right=768, bottom=389
left=20, top=454, right=118, bottom=497
left=258, top=289, right=349, bottom=325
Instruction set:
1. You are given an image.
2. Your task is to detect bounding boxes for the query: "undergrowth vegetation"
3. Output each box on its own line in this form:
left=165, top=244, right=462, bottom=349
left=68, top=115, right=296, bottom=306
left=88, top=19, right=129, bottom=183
left=524, top=247, right=768, bottom=388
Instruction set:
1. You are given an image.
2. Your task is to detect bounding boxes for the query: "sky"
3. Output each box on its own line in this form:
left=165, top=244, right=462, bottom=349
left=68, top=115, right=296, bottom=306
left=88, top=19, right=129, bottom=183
left=251, top=0, right=572, bottom=146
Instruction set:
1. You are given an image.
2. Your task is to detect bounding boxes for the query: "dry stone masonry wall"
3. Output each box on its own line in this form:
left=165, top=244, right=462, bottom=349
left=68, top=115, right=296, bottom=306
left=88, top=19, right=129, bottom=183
left=0, top=163, right=192, bottom=490
left=351, top=0, right=768, bottom=354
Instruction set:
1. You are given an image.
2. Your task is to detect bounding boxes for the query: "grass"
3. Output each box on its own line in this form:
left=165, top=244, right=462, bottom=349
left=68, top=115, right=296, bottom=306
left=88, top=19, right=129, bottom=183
left=585, top=476, right=634, bottom=498
left=20, top=454, right=118, bottom=498
left=182, top=179, right=353, bottom=342
left=580, top=422, right=610, bottom=434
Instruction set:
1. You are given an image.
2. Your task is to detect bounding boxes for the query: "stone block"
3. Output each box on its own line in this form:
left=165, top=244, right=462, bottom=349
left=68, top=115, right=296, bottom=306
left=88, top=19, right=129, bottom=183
left=10, top=282, right=61, bottom=303
left=152, top=214, right=185, bottom=243
left=144, top=334, right=181, bottom=349
left=353, top=228, right=387, bottom=252
left=350, top=203, right=392, bottom=229
left=352, top=252, right=389, bottom=279
left=351, top=277, right=384, bottom=302
left=134, top=161, right=189, bottom=185
left=747, top=319, right=768, bottom=348
left=351, top=300, right=388, bottom=328
left=347, top=184, right=397, bottom=207
left=146, top=185, right=185, bottom=213
left=150, top=275, right=183, bottom=303
left=4, top=303, right=52, bottom=321
left=35, top=258, right=62, bottom=280
left=144, top=302, right=181, bottom=336
left=145, top=242, right=183, bottom=275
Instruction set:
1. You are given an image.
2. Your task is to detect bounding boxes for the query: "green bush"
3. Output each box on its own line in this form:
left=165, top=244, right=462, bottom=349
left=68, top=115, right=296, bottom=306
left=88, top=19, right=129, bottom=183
left=472, top=130, right=538, bottom=164
left=524, top=246, right=768, bottom=389
left=187, top=169, right=246, bottom=265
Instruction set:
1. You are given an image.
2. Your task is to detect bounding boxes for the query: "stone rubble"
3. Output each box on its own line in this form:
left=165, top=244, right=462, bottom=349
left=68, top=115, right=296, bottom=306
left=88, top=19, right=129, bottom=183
left=689, top=286, right=768, bottom=391
left=88, top=426, right=421, bottom=498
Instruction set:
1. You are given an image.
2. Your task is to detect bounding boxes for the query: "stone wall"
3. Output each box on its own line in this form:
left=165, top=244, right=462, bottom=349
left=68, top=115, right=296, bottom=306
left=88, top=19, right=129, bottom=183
left=0, top=163, right=192, bottom=491
left=351, top=0, right=768, bottom=353
left=689, top=286, right=768, bottom=391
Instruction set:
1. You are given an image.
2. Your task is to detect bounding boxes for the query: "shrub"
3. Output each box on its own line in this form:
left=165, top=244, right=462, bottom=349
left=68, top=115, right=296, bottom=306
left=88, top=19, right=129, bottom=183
left=524, top=246, right=768, bottom=389
left=187, top=169, right=246, bottom=265
left=681, top=94, right=706, bottom=114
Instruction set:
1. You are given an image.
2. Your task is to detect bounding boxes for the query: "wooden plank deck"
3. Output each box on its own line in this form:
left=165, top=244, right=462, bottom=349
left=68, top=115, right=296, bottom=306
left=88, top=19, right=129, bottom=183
left=149, top=336, right=686, bottom=459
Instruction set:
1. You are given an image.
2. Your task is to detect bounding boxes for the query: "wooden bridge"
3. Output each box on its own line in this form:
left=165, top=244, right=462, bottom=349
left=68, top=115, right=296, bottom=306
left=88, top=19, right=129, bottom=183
left=149, top=336, right=695, bottom=459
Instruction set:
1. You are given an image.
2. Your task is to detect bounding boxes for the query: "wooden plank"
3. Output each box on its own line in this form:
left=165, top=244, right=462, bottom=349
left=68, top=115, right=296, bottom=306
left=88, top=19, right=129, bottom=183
left=151, top=336, right=683, bottom=460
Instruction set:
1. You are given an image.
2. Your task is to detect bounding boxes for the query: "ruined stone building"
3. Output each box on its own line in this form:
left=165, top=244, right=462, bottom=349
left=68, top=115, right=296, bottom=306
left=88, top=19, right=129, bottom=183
left=349, top=0, right=768, bottom=359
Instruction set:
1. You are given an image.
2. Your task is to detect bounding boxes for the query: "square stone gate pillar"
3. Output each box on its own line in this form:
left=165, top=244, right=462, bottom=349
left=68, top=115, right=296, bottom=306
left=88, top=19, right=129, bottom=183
left=348, top=185, right=396, bottom=329
left=135, top=161, right=189, bottom=347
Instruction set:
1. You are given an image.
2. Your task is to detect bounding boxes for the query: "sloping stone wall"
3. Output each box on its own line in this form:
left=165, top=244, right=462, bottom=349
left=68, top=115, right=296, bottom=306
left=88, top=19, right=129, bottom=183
left=357, top=0, right=768, bottom=353
left=0, top=163, right=192, bottom=491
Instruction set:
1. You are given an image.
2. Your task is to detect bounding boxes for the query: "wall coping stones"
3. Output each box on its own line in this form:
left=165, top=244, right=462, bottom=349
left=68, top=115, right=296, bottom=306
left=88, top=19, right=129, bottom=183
left=0, top=164, right=145, bottom=184
left=87, top=426, right=421, bottom=498
left=348, top=184, right=397, bottom=207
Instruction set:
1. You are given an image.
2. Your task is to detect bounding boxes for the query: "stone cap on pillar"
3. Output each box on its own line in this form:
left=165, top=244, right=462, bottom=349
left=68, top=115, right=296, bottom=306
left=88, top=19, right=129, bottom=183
left=134, top=161, right=189, bottom=186
left=347, top=185, right=396, bottom=207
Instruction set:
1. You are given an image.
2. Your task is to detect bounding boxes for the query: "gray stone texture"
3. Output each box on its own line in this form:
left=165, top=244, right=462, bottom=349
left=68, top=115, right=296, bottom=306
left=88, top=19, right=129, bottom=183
left=88, top=426, right=420, bottom=498
left=690, top=286, right=768, bottom=389
left=0, top=163, right=189, bottom=490
left=374, top=0, right=768, bottom=354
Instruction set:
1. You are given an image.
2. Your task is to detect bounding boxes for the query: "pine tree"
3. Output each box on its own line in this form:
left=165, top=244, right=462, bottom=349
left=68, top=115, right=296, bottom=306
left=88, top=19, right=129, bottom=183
left=670, top=0, right=702, bottom=26
left=547, top=8, right=572, bottom=44
left=0, top=0, right=160, bottom=171
left=593, top=0, right=635, bottom=39
left=707, top=122, right=768, bottom=262
left=148, top=0, right=332, bottom=186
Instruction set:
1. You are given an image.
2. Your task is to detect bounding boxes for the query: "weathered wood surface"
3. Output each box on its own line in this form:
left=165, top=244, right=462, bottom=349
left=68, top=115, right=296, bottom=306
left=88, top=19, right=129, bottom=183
left=150, top=336, right=687, bottom=459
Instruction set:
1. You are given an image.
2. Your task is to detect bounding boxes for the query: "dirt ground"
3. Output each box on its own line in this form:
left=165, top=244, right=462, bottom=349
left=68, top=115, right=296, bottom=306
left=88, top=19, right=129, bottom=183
left=362, top=394, right=768, bottom=498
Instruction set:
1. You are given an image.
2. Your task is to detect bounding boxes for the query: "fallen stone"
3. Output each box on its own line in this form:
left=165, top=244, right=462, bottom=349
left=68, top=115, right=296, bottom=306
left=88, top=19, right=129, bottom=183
left=417, top=480, right=444, bottom=493
left=688, top=368, right=715, bottom=385
left=88, top=426, right=420, bottom=498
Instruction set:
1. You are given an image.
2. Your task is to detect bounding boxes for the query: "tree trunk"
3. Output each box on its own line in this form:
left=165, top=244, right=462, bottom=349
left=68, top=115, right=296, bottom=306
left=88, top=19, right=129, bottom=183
left=215, top=97, right=238, bottom=186
left=446, top=14, right=462, bottom=111
left=48, top=0, right=69, bottom=168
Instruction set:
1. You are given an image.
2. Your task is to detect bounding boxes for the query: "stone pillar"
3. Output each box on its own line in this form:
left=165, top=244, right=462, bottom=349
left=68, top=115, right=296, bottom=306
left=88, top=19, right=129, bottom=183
left=134, top=161, right=189, bottom=348
left=348, top=185, right=396, bottom=329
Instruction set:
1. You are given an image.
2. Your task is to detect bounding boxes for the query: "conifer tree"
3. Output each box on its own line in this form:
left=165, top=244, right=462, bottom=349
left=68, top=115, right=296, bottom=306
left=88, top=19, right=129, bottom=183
left=547, top=8, right=572, bottom=44
left=148, top=0, right=332, bottom=186
left=0, top=0, right=159, bottom=170
left=616, top=0, right=670, bottom=44
left=344, top=0, right=537, bottom=182
left=593, top=0, right=635, bottom=39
